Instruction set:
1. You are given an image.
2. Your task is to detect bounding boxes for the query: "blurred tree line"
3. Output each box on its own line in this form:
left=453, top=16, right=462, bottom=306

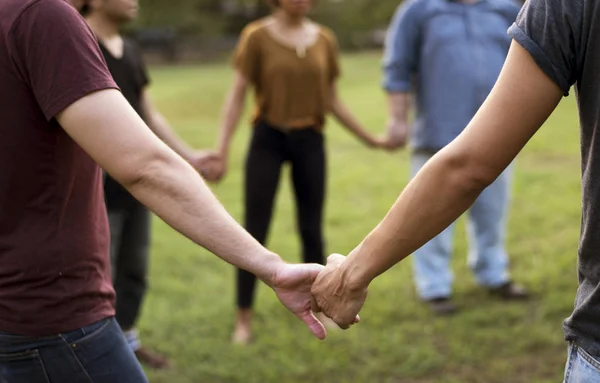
left=132, top=0, right=401, bottom=49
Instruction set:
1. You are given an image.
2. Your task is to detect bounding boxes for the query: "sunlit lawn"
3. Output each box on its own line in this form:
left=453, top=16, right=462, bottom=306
left=140, top=52, right=581, bottom=382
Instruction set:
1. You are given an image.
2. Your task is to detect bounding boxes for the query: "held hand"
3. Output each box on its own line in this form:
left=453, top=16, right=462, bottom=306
left=311, top=254, right=366, bottom=329
left=371, top=135, right=399, bottom=151
left=364, top=135, right=394, bottom=151
left=386, top=118, right=409, bottom=150
left=190, top=151, right=228, bottom=183
left=206, top=156, right=227, bottom=182
left=270, top=263, right=327, bottom=340
left=189, top=150, right=220, bottom=169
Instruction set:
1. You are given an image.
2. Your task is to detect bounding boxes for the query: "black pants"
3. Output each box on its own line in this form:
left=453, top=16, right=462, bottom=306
left=107, top=200, right=151, bottom=330
left=237, top=121, right=326, bottom=308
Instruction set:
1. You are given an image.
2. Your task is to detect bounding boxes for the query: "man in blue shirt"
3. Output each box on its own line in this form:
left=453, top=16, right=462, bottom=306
left=383, top=0, right=528, bottom=314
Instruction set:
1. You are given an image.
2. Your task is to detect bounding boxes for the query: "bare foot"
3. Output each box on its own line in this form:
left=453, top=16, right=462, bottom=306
left=231, top=309, right=253, bottom=345
left=231, top=324, right=252, bottom=345
left=134, top=347, right=171, bottom=369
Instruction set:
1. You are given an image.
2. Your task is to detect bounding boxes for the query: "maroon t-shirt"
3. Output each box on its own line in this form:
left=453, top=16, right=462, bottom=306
left=0, top=0, right=118, bottom=335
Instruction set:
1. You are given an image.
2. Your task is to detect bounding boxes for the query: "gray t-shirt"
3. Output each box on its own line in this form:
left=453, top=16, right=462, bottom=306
left=508, top=0, right=600, bottom=356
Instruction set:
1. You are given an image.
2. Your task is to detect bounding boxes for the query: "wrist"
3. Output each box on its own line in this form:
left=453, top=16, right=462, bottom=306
left=363, top=135, right=377, bottom=147
left=180, top=149, right=194, bottom=163
left=390, top=114, right=407, bottom=122
left=254, top=251, right=285, bottom=287
left=217, top=146, right=229, bottom=160
left=341, top=244, right=374, bottom=292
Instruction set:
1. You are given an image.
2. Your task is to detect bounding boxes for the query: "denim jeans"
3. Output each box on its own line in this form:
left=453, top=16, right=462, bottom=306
left=0, top=317, right=148, bottom=383
left=564, top=343, right=600, bottom=382
left=410, top=151, right=512, bottom=299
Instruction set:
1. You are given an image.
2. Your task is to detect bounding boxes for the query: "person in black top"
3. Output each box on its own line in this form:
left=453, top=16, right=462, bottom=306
left=80, top=0, right=215, bottom=368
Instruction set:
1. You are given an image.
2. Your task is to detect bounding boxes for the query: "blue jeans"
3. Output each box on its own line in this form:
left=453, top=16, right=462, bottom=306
left=564, top=343, right=600, bottom=382
left=0, top=317, right=148, bottom=383
left=411, top=152, right=511, bottom=299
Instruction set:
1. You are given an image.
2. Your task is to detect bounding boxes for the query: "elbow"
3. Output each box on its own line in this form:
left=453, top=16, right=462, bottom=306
left=439, top=149, right=499, bottom=195
left=227, top=89, right=246, bottom=113
left=231, top=79, right=248, bottom=104
left=111, top=148, right=178, bottom=192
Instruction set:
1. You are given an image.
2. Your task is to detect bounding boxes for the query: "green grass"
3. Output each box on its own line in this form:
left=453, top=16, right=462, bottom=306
left=141, top=52, right=581, bottom=382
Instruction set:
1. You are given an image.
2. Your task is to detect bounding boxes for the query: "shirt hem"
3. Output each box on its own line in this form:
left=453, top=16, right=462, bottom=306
left=0, top=306, right=115, bottom=336
left=564, top=324, right=600, bottom=358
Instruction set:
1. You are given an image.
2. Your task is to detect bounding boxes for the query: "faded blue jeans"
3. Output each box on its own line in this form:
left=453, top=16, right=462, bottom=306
left=411, top=151, right=512, bottom=300
left=0, top=317, right=148, bottom=383
left=564, top=343, right=600, bottom=382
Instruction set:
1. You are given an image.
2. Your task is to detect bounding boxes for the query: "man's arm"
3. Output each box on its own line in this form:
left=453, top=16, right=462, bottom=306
left=58, top=89, right=276, bottom=280
left=386, top=93, right=411, bottom=148
left=382, top=1, right=421, bottom=147
left=56, top=89, right=326, bottom=339
left=312, top=41, right=564, bottom=327
left=139, top=89, right=218, bottom=173
left=139, top=89, right=194, bottom=162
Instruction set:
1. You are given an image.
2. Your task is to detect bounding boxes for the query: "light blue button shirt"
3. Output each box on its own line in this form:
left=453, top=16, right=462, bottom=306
left=383, top=0, right=520, bottom=151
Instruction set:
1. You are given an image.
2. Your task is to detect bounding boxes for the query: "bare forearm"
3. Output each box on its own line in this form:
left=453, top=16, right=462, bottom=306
left=147, top=112, right=193, bottom=161
left=125, top=151, right=281, bottom=284
left=387, top=92, right=410, bottom=122
left=310, top=42, right=565, bottom=327
left=58, top=89, right=281, bottom=285
left=344, top=42, right=565, bottom=288
left=343, top=150, right=487, bottom=285
left=331, top=99, right=374, bottom=144
left=217, top=89, right=245, bottom=157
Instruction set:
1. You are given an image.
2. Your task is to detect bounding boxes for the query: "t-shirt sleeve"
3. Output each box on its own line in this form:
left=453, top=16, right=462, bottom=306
left=232, top=25, right=261, bottom=85
left=382, top=0, right=423, bottom=93
left=507, top=0, right=584, bottom=96
left=8, top=0, right=119, bottom=121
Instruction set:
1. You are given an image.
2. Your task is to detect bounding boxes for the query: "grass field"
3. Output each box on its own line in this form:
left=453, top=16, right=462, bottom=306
left=140, top=52, right=582, bottom=383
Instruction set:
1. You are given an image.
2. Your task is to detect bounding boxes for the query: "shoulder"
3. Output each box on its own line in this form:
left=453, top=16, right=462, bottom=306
left=1, top=0, right=40, bottom=30
left=315, top=24, right=338, bottom=49
left=11, top=0, right=82, bottom=27
left=397, top=0, right=431, bottom=17
left=7, top=0, right=96, bottom=57
left=239, top=18, right=270, bottom=42
left=389, top=0, right=434, bottom=28
left=486, top=0, right=522, bottom=19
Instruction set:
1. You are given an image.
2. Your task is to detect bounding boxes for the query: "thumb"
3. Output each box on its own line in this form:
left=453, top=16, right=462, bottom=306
left=311, top=296, right=321, bottom=314
left=326, top=253, right=346, bottom=267
left=297, top=262, right=325, bottom=281
left=299, top=311, right=327, bottom=340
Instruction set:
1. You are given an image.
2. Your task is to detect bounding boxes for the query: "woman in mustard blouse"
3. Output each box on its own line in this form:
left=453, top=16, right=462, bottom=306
left=207, top=0, right=390, bottom=344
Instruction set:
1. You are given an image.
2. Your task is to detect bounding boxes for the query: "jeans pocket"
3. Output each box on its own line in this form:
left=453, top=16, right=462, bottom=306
left=0, top=349, right=50, bottom=383
left=577, top=346, right=600, bottom=373
left=62, top=318, right=112, bottom=348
